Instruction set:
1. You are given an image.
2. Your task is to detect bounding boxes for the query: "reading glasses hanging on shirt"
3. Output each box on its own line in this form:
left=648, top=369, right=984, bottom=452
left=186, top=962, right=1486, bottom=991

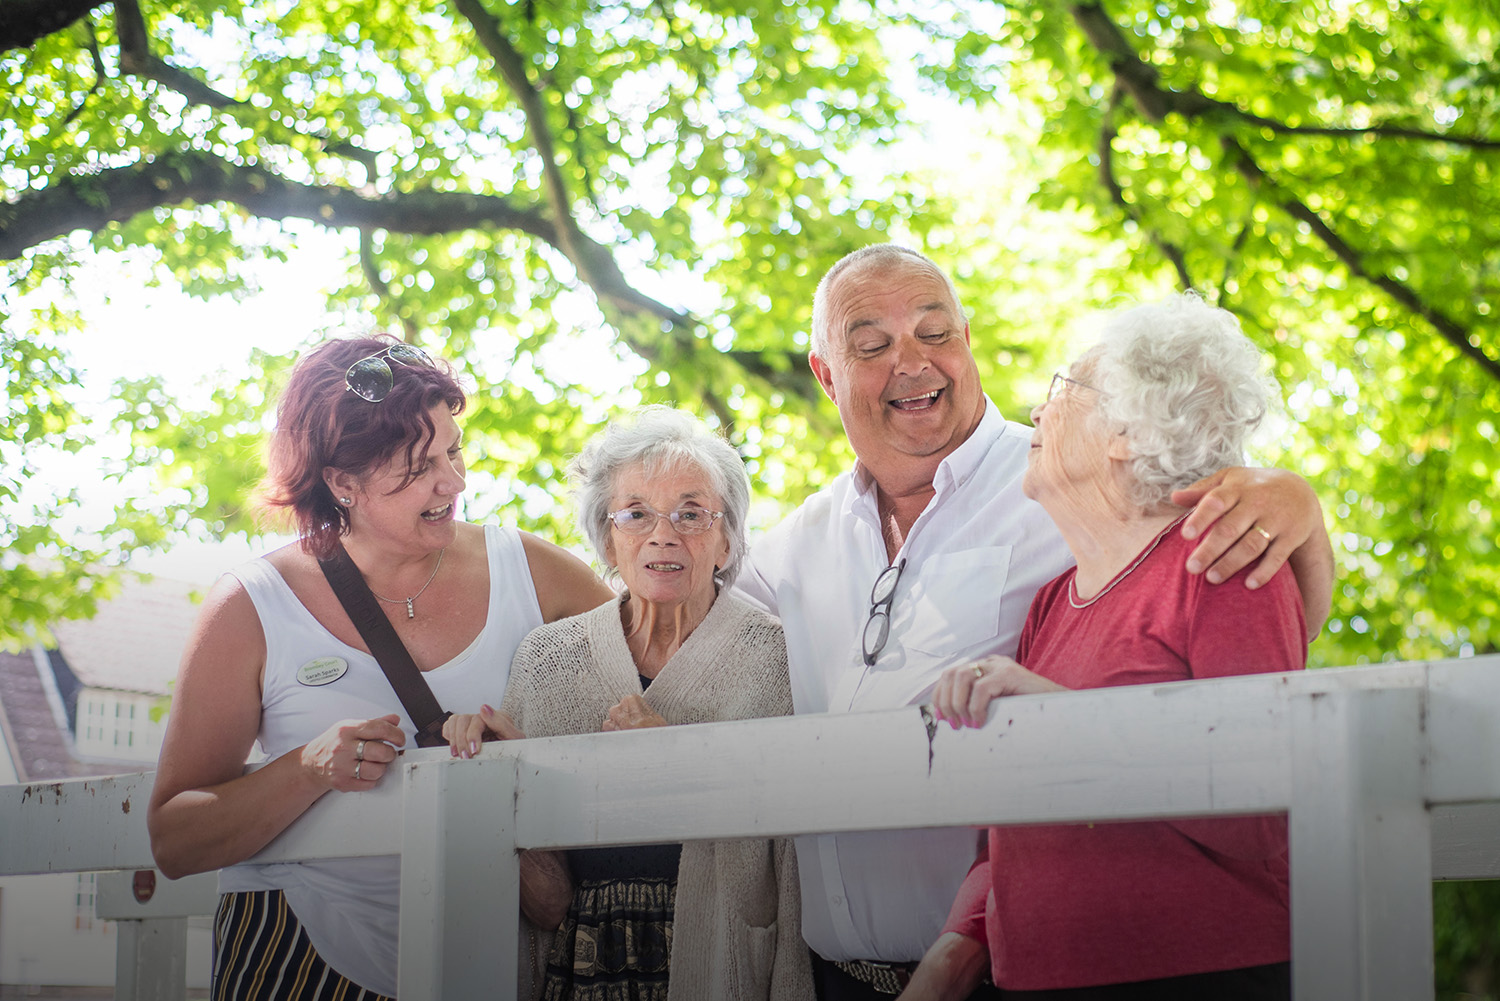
left=861, top=557, right=907, bottom=666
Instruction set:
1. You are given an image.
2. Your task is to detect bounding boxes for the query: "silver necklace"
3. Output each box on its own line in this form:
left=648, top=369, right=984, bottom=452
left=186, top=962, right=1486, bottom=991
left=369, top=549, right=445, bottom=619
left=1068, top=515, right=1188, bottom=610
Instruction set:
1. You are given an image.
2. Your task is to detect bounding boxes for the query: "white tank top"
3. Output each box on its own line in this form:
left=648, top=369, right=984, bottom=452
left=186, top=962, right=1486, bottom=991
left=218, top=524, right=544, bottom=996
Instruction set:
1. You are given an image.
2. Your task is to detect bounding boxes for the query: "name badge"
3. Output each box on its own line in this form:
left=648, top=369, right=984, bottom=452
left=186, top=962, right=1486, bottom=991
left=297, top=656, right=348, bottom=687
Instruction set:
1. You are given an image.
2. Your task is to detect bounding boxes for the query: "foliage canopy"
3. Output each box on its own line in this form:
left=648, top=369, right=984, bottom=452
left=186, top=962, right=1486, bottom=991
left=2, top=0, right=1498, bottom=676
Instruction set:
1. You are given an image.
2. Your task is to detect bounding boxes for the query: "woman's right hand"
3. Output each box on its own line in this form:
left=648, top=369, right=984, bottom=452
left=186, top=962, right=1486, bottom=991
left=299, top=714, right=406, bottom=790
left=443, top=704, right=525, bottom=758
left=931, top=655, right=1068, bottom=729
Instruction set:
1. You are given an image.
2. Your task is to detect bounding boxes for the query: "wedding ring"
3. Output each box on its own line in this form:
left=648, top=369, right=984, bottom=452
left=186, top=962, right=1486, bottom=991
left=355, top=739, right=366, bottom=761
left=1253, top=524, right=1272, bottom=541
left=972, top=664, right=985, bottom=680
left=354, top=760, right=363, bottom=781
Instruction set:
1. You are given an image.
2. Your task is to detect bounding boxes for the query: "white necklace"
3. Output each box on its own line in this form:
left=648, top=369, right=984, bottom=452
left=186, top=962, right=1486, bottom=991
left=1068, top=515, right=1188, bottom=610
left=370, top=549, right=445, bottom=619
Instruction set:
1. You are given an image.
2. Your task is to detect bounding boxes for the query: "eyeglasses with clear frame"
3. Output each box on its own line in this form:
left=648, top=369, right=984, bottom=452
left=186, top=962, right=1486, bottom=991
left=606, top=503, right=724, bottom=536
left=1047, top=371, right=1096, bottom=404
left=861, top=557, right=907, bottom=667
left=345, top=343, right=436, bottom=402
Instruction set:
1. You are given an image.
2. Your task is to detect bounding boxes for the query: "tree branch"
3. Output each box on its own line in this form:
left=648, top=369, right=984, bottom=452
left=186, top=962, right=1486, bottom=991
left=62, top=18, right=106, bottom=126
left=451, top=0, right=701, bottom=334
left=1070, top=3, right=1499, bottom=151
left=1098, top=85, right=1194, bottom=289
left=1220, top=136, right=1500, bottom=382
left=0, top=151, right=824, bottom=402
left=1069, top=1, right=1499, bottom=381
left=1239, top=118, right=1500, bottom=151
left=114, top=0, right=242, bottom=109
left=453, top=1, right=589, bottom=275
left=0, top=0, right=104, bottom=53
left=358, top=230, right=419, bottom=341
left=0, top=151, right=562, bottom=259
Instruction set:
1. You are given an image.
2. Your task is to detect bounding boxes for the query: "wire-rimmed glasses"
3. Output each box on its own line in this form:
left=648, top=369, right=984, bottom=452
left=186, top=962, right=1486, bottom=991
left=1046, top=371, right=1096, bottom=403
left=861, top=557, right=907, bottom=667
left=606, top=503, right=724, bottom=536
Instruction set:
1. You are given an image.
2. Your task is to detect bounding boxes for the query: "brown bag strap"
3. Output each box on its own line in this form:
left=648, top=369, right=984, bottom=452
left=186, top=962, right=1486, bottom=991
left=318, top=542, right=452, bottom=748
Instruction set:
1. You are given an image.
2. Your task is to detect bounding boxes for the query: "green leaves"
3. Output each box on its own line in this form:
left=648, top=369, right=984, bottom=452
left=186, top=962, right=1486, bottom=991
left=1, top=0, right=1497, bottom=672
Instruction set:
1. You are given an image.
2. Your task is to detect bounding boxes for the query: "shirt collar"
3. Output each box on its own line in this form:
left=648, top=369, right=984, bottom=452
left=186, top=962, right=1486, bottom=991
left=850, top=396, right=1008, bottom=504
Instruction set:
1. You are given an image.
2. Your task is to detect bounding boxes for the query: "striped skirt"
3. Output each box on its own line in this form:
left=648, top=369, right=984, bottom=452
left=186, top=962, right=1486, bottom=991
left=213, top=889, right=394, bottom=1001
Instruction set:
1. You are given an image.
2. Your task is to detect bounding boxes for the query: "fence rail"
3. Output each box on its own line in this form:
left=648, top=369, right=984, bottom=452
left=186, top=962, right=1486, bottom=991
left=5, top=656, right=1500, bottom=1000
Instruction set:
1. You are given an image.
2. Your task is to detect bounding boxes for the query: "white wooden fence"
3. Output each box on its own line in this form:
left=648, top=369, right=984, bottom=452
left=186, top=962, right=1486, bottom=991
left=4, top=656, right=1500, bottom=1000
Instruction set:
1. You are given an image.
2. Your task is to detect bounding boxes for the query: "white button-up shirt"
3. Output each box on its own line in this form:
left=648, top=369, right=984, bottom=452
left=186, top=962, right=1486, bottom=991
left=735, top=399, right=1074, bottom=962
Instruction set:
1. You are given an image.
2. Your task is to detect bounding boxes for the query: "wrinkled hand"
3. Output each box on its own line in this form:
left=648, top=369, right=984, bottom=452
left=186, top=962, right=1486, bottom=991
left=443, top=704, right=525, bottom=758
left=300, top=714, right=404, bottom=791
left=930, top=656, right=1067, bottom=729
left=1172, top=466, right=1323, bottom=590
left=602, top=694, right=667, bottom=732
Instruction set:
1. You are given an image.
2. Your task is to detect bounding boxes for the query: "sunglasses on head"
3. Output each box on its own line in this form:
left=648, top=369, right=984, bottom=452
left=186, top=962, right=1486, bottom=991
left=345, top=343, right=435, bottom=402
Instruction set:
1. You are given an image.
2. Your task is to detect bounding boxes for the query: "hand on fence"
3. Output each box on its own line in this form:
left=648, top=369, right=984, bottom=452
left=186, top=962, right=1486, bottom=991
left=931, top=657, right=1067, bottom=729
left=300, top=714, right=404, bottom=790
left=444, top=704, right=525, bottom=758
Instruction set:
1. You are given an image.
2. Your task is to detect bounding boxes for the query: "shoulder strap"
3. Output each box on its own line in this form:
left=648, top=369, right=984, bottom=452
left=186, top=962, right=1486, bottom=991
left=318, top=542, right=452, bottom=747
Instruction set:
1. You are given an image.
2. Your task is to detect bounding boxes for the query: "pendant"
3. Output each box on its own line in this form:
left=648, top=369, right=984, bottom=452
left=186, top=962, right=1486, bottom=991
left=405, top=599, right=415, bottom=619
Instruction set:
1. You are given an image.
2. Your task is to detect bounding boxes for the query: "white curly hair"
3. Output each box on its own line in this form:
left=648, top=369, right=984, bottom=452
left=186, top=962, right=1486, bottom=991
left=1083, top=292, right=1276, bottom=511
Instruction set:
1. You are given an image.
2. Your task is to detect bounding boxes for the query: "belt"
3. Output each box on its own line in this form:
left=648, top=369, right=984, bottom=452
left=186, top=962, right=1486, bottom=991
left=833, top=959, right=917, bottom=995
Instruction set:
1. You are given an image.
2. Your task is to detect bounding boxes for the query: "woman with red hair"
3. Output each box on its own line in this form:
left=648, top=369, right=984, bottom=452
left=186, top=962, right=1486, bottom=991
left=148, top=336, right=612, bottom=1000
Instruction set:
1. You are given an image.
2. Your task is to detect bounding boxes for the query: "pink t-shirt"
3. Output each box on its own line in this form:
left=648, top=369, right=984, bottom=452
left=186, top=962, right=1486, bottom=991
left=943, top=522, right=1307, bottom=990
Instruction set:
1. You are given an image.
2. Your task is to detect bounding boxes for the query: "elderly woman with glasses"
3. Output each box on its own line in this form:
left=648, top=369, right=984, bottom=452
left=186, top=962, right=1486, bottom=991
left=897, top=295, right=1309, bottom=1001
left=147, top=336, right=612, bottom=1001
left=447, top=405, right=813, bottom=1001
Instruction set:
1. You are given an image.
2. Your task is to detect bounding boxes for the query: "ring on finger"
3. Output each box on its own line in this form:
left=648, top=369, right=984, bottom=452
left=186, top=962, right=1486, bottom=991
left=1252, top=524, right=1272, bottom=541
left=972, top=664, right=985, bottom=680
left=354, top=759, right=363, bottom=781
left=355, top=739, right=366, bottom=761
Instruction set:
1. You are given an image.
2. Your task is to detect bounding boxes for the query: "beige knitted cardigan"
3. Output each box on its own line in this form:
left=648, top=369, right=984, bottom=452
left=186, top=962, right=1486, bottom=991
left=502, top=591, right=814, bottom=1001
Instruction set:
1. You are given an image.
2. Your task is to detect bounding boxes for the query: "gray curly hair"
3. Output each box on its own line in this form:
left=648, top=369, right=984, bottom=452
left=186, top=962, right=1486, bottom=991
left=569, top=405, right=751, bottom=586
left=1085, top=293, right=1275, bottom=511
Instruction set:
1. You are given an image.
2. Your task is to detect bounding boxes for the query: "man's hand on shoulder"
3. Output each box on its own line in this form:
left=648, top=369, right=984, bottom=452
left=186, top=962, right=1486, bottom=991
left=1172, top=466, right=1334, bottom=638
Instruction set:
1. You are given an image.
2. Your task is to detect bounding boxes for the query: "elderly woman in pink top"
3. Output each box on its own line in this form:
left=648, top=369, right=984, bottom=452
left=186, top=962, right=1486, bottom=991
left=901, top=294, right=1308, bottom=1001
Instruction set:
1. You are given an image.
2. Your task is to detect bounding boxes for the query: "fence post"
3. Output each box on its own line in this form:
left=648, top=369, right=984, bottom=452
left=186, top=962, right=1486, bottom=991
left=398, top=754, right=521, bottom=1000
left=112, top=916, right=189, bottom=1001
left=96, top=868, right=218, bottom=1001
left=1289, top=685, right=1433, bottom=1000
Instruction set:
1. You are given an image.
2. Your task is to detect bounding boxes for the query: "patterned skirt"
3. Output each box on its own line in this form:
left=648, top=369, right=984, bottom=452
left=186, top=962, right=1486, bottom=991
left=541, top=861, right=678, bottom=1001
left=213, top=889, right=393, bottom=1001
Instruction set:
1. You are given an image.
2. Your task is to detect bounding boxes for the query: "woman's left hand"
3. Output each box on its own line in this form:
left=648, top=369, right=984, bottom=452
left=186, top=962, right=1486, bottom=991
left=443, top=704, right=525, bottom=758
left=931, top=655, right=1068, bottom=729
left=602, top=694, right=667, bottom=731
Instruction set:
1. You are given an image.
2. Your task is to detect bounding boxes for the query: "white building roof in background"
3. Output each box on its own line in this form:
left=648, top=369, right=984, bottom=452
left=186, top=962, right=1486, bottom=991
left=50, top=575, right=204, bottom=696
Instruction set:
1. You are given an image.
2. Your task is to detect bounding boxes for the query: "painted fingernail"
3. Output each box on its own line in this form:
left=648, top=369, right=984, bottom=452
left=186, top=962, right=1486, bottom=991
left=469, top=740, right=478, bottom=756
left=481, top=704, right=494, bottom=715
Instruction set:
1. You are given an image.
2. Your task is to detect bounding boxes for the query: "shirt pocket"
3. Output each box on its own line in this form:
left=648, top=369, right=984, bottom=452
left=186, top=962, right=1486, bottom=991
left=899, top=546, right=1013, bottom=658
